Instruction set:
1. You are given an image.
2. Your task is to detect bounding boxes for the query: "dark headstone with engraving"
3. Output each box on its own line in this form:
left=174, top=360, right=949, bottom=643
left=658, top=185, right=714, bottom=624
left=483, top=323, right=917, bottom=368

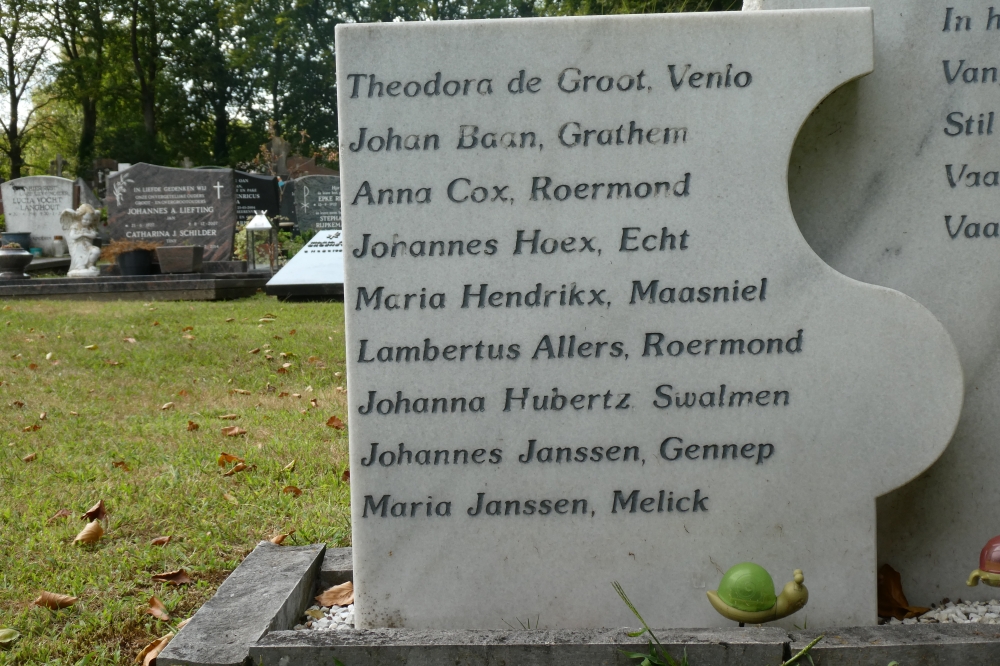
left=106, top=163, right=238, bottom=262
left=235, top=171, right=280, bottom=223
left=288, top=175, right=341, bottom=232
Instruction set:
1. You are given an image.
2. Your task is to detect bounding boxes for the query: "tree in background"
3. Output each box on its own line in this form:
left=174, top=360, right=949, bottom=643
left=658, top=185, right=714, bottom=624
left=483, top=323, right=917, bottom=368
left=0, top=0, right=51, bottom=178
left=6, top=0, right=734, bottom=181
left=48, top=0, right=107, bottom=182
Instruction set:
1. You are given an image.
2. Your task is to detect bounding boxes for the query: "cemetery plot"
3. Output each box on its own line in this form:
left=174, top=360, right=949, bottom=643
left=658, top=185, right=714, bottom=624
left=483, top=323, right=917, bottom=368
left=1, top=176, right=75, bottom=255
left=106, top=164, right=238, bottom=262
left=236, top=171, right=280, bottom=222
left=338, top=11, right=962, bottom=630
left=290, top=176, right=341, bottom=232
left=749, top=0, right=1000, bottom=606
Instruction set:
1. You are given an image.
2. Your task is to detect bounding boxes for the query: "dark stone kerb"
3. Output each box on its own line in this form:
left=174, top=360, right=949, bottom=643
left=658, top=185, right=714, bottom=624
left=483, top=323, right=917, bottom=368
left=157, top=542, right=325, bottom=666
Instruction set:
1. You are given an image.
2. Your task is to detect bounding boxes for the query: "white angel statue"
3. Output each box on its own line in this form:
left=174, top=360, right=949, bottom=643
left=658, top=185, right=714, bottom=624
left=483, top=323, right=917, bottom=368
left=59, top=204, right=102, bottom=277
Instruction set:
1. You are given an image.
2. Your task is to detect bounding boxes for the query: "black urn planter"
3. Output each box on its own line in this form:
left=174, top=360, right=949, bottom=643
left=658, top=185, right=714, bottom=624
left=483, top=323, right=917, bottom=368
left=0, top=247, right=33, bottom=279
left=156, top=245, right=204, bottom=273
left=116, top=249, right=154, bottom=276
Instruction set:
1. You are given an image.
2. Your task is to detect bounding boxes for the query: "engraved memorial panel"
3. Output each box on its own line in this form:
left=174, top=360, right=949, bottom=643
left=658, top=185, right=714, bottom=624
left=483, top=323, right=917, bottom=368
left=339, top=11, right=963, bottom=630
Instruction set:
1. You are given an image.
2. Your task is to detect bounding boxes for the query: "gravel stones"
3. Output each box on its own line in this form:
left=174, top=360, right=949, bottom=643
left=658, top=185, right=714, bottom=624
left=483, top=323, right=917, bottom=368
left=891, top=599, right=1000, bottom=625
left=294, top=604, right=355, bottom=632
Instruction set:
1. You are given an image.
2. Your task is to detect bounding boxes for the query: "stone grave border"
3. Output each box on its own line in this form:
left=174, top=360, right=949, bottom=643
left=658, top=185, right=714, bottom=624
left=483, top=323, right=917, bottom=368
left=157, top=542, right=1000, bottom=666
left=0, top=273, right=268, bottom=301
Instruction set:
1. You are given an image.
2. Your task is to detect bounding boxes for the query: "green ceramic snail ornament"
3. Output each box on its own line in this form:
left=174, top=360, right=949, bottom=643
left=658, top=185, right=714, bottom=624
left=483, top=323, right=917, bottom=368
left=707, top=563, right=808, bottom=624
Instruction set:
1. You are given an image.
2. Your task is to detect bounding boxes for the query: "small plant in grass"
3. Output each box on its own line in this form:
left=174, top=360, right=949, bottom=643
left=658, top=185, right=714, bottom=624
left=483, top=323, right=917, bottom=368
left=501, top=614, right=541, bottom=630
left=612, top=581, right=824, bottom=666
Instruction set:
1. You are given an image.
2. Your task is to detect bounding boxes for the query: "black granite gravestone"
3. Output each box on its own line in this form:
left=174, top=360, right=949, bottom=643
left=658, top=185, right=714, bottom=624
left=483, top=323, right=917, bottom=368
left=235, top=171, right=280, bottom=222
left=289, top=175, right=341, bottom=232
left=106, top=164, right=237, bottom=262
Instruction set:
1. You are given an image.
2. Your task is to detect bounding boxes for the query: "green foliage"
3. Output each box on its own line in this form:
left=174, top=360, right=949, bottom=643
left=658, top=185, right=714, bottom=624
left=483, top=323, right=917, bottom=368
left=9, top=0, right=731, bottom=179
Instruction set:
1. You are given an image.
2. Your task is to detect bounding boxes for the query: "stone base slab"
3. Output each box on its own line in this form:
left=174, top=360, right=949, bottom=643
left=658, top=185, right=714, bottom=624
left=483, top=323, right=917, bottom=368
left=0, top=273, right=268, bottom=301
left=161, top=545, right=1000, bottom=666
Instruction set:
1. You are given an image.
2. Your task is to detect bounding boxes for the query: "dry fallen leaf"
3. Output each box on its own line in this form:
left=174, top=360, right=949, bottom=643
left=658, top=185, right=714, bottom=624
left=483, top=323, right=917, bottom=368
left=278, top=392, right=289, bottom=398
left=34, top=591, right=78, bottom=609
left=269, top=529, right=295, bottom=545
left=877, top=563, right=929, bottom=620
left=151, top=569, right=193, bottom=585
left=48, top=508, right=72, bottom=522
left=84, top=344, right=98, bottom=350
left=74, top=520, right=104, bottom=544
left=177, top=389, right=189, bottom=397
left=292, top=393, right=301, bottom=398
left=27, top=363, right=38, bottom=370
left=223, top=492, right=239, bottom=505
left=23, top=424, right=40, bottom=432
left=305, top=609, right=324, bottom=620
left=136, top=631, right=173, bottom=666
left=145, top=596, right=170, bottom=621
left=264, top=354, right=273, bottom=360
left=182, top=335, right=195, bottom=340
left=231, top=389, right=251, bottom=395
left=11, top=400, right=25, bottom=408
left=341, top=468, right=350, bottom=483
left=308, top=356, right=319, bottom=363
left=276, top=367, right=288, bottom=374
left=82, top=499, right=107, bottom=522
left=225, top=317, right=235, bottom=322
left=316, top=581, right=354, bottom=607
left=187, top=420, right=199, bottom=431
left=70, top=410, right=78, bottom=416
left=38, top=412, right=46, bottom=420
left=217, top=452, right=243, bottom=467
left=334, top=372, right=342, bottom=378
left=223, top=462, right=248, bottom=476
left=219, top=414, right=238, bottom=420
left=123, top=337, right=137, bottom=343
left=326, top=416, right=345, bottom=430
left=177, top=617, right=191, bottom=630
left=282, top=485, right=302, bottom=497
left=151, top=321, right=159, bottom=326
left=161, top=402, right=175, bottom=411
left=105, top=359, right=120, bottom=366
left=283, top=460, right=296, bottom=472
left=248, top=348, right=260, bottom=354
left=22, top=452, right=37, bottom=462
left=181, top=326, right=193, bottom=332
left=112, top=460, right=130, bottom=471
left=310, top=398, right=318, bottom=408
left=150, top=535, right=171, bottom=546
left=221, top=426, right=247, bottom=437
left=289, top=329, right=296, bottom=335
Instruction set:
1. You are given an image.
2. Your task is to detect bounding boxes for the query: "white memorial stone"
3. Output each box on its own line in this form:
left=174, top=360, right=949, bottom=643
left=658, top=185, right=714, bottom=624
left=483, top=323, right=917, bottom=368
left=745, top=0, right=1000, bottom=605
left=338, top=11, right=963, bottom=630
left=265, top=230, right=344, bottom=297
left=1, top=176, right=75, bottom=255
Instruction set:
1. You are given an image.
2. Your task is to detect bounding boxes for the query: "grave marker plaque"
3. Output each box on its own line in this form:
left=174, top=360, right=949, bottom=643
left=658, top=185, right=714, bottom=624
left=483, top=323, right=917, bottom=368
left=747, top=0, right=1000, bottom=605
left=235, top=171, right=280, bottom=222
left=289, top=175, right=341, bottom=231
left=339, top=11, right=963, bottom=630
left=106, top=164, right=237, bottom=262
left=1, top=176, right=74, bottom=254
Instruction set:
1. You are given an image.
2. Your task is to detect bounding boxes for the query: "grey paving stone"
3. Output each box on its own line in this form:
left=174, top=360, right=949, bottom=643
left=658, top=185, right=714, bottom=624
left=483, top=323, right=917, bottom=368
left=249, top=627, right=789, bottom=666
left=791, top=624, right=1000, bottom=666
left=158, top=541, right=325, bottom=666
left=319, top=547, right=353, bottom=588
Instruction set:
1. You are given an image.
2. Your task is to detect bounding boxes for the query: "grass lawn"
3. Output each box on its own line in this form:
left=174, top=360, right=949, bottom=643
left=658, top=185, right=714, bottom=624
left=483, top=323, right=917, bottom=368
left=0, top=295, right=350, bottom=664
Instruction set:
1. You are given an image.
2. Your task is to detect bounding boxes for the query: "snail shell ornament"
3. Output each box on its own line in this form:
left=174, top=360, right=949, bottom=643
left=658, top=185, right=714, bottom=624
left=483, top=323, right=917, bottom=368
left=967, top=535, right=1000, bottom=587
left=707, top=563, right=808, bottom=624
